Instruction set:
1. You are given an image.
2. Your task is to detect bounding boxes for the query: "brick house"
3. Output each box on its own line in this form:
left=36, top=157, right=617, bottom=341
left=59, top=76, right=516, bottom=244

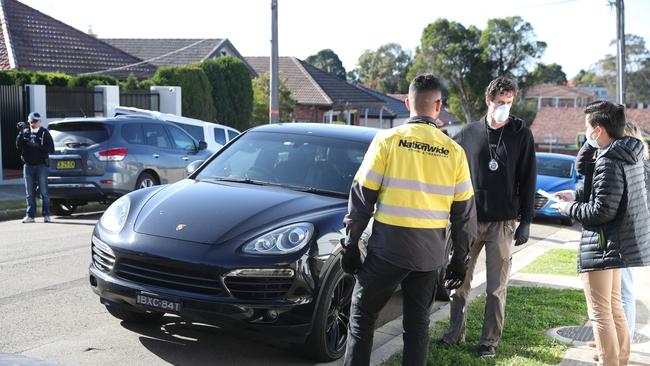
left=530, top=106, right=650, bottom=154
left=246, top=57, right=385, bottom=124
left=524, top=84, right=596, bottom=111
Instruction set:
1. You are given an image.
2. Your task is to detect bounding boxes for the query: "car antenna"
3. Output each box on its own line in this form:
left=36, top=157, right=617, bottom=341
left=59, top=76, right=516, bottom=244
left=80, top=108, right=87, bottom=118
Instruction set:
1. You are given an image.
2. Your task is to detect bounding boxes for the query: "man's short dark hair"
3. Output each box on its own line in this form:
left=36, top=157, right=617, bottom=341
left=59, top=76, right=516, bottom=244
left=408, top=74, right=443, bottom=113
left=485, top=76, right=518, bottom=100
left=584, top=100, right=626, bottom=139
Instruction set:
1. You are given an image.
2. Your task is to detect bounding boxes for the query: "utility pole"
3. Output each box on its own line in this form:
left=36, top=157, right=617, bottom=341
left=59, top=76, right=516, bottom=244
left=270, top=0, right=279, bottom=123
left=615, top=0, right=626, bottom=105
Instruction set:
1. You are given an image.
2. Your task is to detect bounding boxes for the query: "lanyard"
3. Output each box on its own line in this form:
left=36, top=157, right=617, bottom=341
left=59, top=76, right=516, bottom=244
left=485, top=121, right=505, bottom=171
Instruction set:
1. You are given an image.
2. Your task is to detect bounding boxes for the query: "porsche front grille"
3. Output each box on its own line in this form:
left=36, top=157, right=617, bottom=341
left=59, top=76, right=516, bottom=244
left=115, top=259, right=223, bottom=295
left=224, top=277, right=294, bottom=300
left=92, top=236, right=115, bottom=272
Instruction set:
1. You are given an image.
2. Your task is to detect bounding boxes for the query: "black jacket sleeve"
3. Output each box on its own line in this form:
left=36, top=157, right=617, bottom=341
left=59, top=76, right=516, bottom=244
left=568, top=157, right=624, bottom=226
left=39, top=129, right=54, bottom=154
left=575, top=142, right=596, bottom=203
left=16, top=130, right=25, bottom=151
left=517, top=129, right=537, bottom=222
left=447, top=198, right=477, bottom=272
left=343, top=181, right=378, bottom=242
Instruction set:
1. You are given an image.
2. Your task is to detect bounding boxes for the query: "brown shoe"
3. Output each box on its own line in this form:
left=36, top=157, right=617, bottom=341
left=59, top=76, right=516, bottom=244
left=587, top=341, right=597, bottom=348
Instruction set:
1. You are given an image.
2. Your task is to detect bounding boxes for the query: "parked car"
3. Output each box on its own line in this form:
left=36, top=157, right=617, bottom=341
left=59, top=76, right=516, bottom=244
left=47, top=116, right=211, bottom=215
left=89, top=123, right=378, bottom=362
left=114, top=106, right=240, bottom=153
left=534, top=152, right=582, bottom=225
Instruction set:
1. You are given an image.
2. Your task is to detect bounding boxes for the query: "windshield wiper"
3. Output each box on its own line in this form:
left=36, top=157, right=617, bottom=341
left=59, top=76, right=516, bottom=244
left=203, top=177, right=269, bottom=186
left=287, top=186, right=347, bottom=198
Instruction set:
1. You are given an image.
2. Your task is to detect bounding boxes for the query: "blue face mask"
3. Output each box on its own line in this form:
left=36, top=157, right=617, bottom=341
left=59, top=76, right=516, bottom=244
left=586, top=128, right=600, bottom=148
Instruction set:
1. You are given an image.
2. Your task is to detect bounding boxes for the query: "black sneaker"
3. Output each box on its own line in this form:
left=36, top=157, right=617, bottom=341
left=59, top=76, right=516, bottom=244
left=478, top=345, right=496, bottom=358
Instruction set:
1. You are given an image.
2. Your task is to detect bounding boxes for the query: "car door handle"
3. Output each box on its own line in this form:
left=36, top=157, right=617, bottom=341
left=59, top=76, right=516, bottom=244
left=153, top=154, right=159, bottom=158
left=182, top=156, right=189, bottom=161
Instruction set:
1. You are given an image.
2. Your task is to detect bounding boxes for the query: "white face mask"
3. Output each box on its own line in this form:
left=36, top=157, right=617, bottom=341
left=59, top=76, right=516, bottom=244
left=30, top=127, right=39, bottom=133
left=492, top=104, right=511, bottom=123
left=586, top=128, right=600, bottom=148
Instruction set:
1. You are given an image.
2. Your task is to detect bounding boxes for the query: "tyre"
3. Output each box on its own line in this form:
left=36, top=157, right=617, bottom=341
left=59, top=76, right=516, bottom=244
left=305, top=262, right=355, bottom=362
left=105, top=304, right=164, bottom=323
left=50, top=199, right=77, bottom=216
left=135, top=172, right=159, bottom=190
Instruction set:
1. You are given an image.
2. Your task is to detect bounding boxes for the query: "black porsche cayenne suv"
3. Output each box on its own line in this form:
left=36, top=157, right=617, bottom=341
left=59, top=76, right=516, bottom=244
left=89, top=123, right=382, bottom=361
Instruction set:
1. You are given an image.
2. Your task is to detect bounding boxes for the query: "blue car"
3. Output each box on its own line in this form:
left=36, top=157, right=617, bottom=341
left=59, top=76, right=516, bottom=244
left=535, top=152, right=583, bottom=225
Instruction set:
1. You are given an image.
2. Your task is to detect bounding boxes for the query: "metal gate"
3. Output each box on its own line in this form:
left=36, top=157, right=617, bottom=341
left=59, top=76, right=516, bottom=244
left=0, top=85, right=27, bottom=172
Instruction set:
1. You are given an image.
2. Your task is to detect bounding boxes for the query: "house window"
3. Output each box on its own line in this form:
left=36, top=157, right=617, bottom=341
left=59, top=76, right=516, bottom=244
left=221, top=50, right=227, bottom=57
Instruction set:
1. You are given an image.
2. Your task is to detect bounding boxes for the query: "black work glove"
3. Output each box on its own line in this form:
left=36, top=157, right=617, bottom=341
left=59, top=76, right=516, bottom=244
left=444, top=256, right=467, bottom=290
left=340, top=238, right=362, bottom=275
left=514, top=221, right=530, bottom=246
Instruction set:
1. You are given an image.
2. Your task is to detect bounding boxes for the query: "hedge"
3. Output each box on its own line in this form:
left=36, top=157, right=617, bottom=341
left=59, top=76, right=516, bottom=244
left=151, top=66, right=216, bottom=122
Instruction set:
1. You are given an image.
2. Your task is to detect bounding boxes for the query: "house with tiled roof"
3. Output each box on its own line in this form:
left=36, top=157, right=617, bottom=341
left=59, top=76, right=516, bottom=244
left=103, top=38, right=255, bottom=76
left=530, top=106, right=650, bottom=153
left=0, top=0, right=156, bottom=78
left=524, top=84, right=596, bottom=110
left=246, top=56, right=385, bottom=124
left=385, top=92, right=464, bottom=135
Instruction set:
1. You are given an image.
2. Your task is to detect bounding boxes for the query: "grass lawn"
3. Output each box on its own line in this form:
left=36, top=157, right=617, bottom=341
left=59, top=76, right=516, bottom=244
left=520, top=249, right=578, bottom=277
left=0, top=199, right=26, bottom=210
left=383, top=287, right=587, bottom=366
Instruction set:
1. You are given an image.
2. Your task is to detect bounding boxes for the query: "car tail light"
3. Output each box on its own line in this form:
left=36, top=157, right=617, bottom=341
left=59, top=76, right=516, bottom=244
left=95, top=148, right=128, bottom=161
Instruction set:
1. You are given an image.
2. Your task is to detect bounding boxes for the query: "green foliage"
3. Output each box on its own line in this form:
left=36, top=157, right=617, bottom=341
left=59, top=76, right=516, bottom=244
left=151, top=66, right=217, bottom=121
left=68, top=74, right=118, bottom=88
left=384, top=287, right=588, bottom=366
left=521, top=249, right=578, bottom=276
left=411, top=19, right=490, bottom=123
left=480, top=16, right=547, bottom=79
left=46, top=72, right=71, bottom=86
left=526, top=63, right=567, bottom=86
left=199, top=57, right=253, bottom=131
left=119, top=73, right=142, bottom=91
left=0, top=70, right=71, bottom=86
left=251, top=72, right=295, bottom=126
left=355, top=43, right=412, bottom=94
left=306, top=49, right=347, bottom=80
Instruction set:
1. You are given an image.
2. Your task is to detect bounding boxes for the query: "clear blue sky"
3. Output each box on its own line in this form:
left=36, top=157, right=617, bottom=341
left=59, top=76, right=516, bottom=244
left=19, top=0, right=650, bottom=78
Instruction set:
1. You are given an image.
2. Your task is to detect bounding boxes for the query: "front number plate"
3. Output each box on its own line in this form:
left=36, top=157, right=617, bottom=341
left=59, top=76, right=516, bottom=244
left=136, top=293, right=182, bottom=313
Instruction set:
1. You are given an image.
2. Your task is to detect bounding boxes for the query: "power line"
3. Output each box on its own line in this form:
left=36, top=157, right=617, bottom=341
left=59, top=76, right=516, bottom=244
left=81, top=39, right=210, bottom=75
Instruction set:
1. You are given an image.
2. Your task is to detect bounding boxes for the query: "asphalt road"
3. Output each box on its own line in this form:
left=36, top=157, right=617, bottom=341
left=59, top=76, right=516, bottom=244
left=0, top=213, right=568, bottom=366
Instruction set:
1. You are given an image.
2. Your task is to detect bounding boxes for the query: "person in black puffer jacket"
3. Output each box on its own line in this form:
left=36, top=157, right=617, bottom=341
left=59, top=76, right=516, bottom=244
left=554, top=101, right=650, bottom=366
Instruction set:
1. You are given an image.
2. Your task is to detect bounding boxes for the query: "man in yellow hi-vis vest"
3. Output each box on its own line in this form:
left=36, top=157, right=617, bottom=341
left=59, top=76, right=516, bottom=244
left=341, top=74, right=477, bottom=366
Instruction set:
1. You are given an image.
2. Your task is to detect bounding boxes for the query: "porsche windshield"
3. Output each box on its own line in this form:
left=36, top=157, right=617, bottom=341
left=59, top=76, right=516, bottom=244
left=196, top=131, right=369, bottom=195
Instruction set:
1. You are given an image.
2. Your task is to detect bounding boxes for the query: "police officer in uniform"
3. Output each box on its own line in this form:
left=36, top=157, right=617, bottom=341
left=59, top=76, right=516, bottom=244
left=341, top=74, right=478, bottom=366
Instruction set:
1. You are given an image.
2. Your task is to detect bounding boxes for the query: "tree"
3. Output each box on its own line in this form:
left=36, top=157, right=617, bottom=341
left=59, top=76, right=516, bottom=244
left=527, top=63, right=567, bottom=85
left=355, top=43, right=412, bottom=94
left=306, top=49, right=347, bottom=80
left=119, top=73, right=141, bottom=91
left=577, top=34, right=650, bottom=104
left=479, top=16, right=547, bottom=79
left=250, top=72, right=295, bottom=126
left=200, top=57, right=254, bottom=131
left=410, top=19, right=490, bottom=123
left=151, top=66, right=216, bottom=122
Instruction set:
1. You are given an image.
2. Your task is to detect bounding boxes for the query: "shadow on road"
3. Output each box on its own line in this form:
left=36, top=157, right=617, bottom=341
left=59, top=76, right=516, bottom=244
left=120, top=317, right=313, bottom=366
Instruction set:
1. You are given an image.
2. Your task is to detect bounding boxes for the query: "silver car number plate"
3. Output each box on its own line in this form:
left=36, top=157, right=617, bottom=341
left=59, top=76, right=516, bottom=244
left=136, top=293, right=182, bottom=312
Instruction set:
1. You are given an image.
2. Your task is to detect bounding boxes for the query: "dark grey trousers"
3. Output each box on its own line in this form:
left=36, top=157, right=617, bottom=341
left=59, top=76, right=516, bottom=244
left=343, top=253, right=439, bottom=366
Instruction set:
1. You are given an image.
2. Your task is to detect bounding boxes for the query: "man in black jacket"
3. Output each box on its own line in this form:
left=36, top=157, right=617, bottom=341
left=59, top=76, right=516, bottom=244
left=439, top=77, right=537, bottom=358
left=16, top=112, right=54, bottom=223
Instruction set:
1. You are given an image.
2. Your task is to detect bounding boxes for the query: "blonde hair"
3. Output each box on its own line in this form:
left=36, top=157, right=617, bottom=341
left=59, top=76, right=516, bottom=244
left=624, top=121, right=650, bottom=160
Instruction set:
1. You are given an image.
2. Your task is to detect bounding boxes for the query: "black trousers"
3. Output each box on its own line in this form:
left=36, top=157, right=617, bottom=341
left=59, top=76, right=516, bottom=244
left=343, top=253, right=439, bottom=366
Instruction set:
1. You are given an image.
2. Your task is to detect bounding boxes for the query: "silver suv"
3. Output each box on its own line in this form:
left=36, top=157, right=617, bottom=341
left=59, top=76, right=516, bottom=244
left=47, top=116, right=211, bottom=215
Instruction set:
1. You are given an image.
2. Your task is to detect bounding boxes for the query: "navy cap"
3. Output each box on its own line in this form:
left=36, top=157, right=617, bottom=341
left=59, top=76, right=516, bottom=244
left=28, top=112, right=41, bottom=123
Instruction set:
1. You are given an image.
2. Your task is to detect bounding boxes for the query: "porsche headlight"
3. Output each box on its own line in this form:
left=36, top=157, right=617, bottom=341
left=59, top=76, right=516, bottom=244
left=100, top=195, right=130, bottom=232
left=243, top=223, right=314, bottom=255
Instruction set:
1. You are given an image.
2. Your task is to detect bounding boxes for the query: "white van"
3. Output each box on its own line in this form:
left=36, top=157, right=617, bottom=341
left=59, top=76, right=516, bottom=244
left=114, top=107, right=240, bottom=153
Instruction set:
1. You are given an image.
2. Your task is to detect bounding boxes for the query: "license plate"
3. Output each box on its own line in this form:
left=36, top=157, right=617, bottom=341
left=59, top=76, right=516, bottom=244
left=56, top=160, right=76, bottom=169
left=136, top=293, right=182, bottom=312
